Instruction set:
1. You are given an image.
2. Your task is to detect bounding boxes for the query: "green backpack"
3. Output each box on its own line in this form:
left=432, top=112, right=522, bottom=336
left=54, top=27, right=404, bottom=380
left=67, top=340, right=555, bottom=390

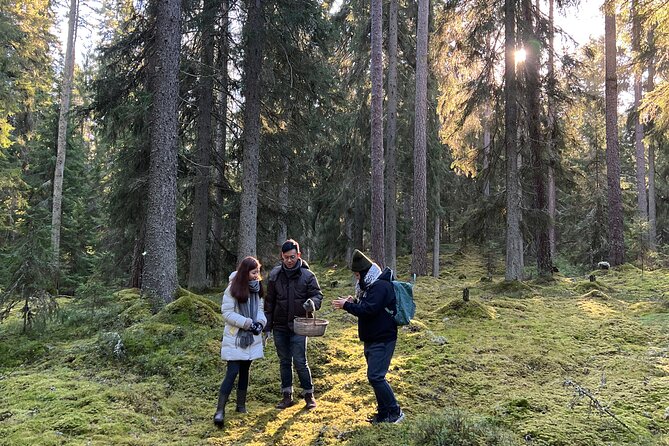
left=386, top=280, right=415, bottom=326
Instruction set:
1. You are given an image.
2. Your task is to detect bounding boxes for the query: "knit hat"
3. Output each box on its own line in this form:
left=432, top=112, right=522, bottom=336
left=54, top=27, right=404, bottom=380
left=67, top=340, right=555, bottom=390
left=351, top=249, right=373, bottom=272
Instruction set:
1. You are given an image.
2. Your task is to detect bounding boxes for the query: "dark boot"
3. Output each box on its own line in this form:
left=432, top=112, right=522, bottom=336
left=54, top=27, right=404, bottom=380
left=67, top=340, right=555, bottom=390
left=236, top=389, right=248, bottom=413
left=304, top=392, right=317, bottom=409
left=213, top=392, right=229, bottom=427
left=276, top=391, right=295, bottom=409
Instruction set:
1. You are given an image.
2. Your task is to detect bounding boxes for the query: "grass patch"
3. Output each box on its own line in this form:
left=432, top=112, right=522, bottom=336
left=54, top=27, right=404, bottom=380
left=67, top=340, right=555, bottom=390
left=1, top=248, right=669, bottom=445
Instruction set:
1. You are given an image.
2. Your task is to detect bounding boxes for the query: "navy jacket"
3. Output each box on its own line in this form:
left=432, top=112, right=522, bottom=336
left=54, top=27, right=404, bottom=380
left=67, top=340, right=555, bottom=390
left=343, top=267, right=397, bottom=343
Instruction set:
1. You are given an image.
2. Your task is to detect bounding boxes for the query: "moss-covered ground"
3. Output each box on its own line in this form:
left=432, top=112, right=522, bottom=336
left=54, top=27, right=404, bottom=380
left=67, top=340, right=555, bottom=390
left=1, top=247, right=668, bottom=445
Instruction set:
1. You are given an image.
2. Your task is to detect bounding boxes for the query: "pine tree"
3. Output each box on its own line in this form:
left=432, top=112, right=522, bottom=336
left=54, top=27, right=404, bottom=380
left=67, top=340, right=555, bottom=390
left=370, top=0, right=385, bottom=267
left=505, top=0, right=523, bottom=280
left=604, top=1, right=624, bottom=266
left=51, top=0, right=79, bottom=273
left=236, top=0, right=264, bottom=261
left=412, top=0, right=429, bottom=276
left=188, top=0, right=217, bottom=291
left=142, top=0, right=182, bottom=305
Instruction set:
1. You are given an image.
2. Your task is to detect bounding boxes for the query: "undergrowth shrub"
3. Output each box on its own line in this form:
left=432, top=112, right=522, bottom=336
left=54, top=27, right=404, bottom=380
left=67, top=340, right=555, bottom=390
left=347, top=408, right=518, bottom=446
left=407, top=409, right=518, bottom=446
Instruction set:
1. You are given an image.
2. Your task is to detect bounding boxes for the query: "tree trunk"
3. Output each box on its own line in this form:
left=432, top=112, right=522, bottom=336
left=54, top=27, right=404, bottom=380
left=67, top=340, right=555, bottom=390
left=209, top=0, right=229, bottom=288
left=505, top=0, right=523, bottom=281
left=647, top=28, right=657, bottom=249
left=384, top=0, right=398, bottom=272
left=483, top=103, right=491, bottom=197
left=370, top=0, right=385, bottom=267
left=345, top=207, right=354, bottom=265
left=237, top=0, right=264, bottom=261
left=142, top=0, right=182, bottom=305
left=524, top=0, right=551, bottom=277
left=277, top=156, right=289, bottom=246
left=188, top=0, right=217, bottom=292
left=604, top=2, right=624, bottom=266
left=547, top=0, right=556, bottom=259
left=353, top=197, right=364, bottom=250
left=51, top=0, right=78, bottom=271
left=411, top=0, right=428, bottom=276
left=129, top=218, right=146, bottom=289
left=632, top=0, right=648, bottom=237
left=433, top=187, right=440, bottom=278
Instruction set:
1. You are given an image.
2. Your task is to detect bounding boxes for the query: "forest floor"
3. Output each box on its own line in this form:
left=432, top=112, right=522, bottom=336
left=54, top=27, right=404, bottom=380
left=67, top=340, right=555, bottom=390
left=1, top=247, right=669, bottom=445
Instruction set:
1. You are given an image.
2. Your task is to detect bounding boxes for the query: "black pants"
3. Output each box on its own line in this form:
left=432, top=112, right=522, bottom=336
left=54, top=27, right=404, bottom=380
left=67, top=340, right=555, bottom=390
left=219, top=360, right=252, bottom=395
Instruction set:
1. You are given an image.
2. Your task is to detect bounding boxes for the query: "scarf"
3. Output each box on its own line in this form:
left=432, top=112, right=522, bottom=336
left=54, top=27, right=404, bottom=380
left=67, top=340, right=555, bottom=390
left=236, top=279, right=260, bottom=349
left=282, top=259, right=302, bottom=279
left=355, top=263, right=382, bottom=301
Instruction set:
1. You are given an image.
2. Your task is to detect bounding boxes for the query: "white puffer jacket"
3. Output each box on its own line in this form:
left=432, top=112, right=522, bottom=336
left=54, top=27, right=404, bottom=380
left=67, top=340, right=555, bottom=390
left=220, top=277, right=267, bottom=361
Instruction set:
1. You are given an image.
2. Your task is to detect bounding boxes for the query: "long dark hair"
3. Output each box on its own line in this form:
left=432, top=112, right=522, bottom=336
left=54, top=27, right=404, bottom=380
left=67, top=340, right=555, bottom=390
left=230, top=256, right=264, bottom=303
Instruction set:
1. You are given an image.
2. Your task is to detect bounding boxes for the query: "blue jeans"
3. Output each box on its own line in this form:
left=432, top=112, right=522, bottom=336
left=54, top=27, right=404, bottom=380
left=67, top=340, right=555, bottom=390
left=273, top=329, right=314, bottom=394
left=364, top=340, right=400, bottom=418
left=219, top=360, right=252, bottom=395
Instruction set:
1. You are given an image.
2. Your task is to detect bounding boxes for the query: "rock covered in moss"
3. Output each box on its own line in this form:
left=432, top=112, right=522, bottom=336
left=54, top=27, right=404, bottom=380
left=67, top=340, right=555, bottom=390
left=436, top=299, right=496, bottom=319
left=154, top=294, right=222, bottom=328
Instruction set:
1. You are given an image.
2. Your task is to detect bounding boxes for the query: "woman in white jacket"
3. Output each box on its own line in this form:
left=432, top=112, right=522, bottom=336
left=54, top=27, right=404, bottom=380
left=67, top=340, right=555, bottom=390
left=213, top=256, right=267, bottom=427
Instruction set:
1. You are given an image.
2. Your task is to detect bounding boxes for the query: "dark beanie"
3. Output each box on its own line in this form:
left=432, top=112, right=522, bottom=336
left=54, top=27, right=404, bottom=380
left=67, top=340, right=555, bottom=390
left=351, top=249, right=373, bottom=272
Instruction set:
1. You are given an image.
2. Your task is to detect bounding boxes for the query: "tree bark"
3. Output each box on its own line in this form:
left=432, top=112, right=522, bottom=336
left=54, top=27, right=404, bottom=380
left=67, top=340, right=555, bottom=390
left=188, top=0, right=217, bottom=291
left=412, top=0, right=428, bottom=276
left=277, top=156, right=289, bottom=246
left=647, top=28, right=657, bottom=249
left=547, top=0, right=556, bottom=259
left=384, top=0, right=398, bottom=272
left=237, top=0, right=264, bottom=261
left=370, top=0, right=385, bottom=267
left=353, top=197, right=364, bottom=250
left=433, top=187, right=440, bottom=278
left=51, top=0, right=78, bottom=270
left=483, top=104, right=491, bottom=197
left=632, top=0, right=648, bottom=237
left=604, top=2, right=624, bottom=266
left=142, top=0, right=182, bottom=305
left=524, top=0, right=551, bottom=277
left=209, top=0, right=229, bottom=287
left=129, top=218, right=146, bottom=289
left=505, top=0, right=523, bottom=281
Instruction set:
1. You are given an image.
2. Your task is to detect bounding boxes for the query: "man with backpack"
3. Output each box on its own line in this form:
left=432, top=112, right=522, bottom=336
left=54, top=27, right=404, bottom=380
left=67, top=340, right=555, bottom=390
left=332, top=249, right=405, bottom=424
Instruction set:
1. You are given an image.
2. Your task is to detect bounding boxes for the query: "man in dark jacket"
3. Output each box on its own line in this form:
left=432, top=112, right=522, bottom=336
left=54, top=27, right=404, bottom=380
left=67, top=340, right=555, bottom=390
left=265, top=239, right=323, bottom=409
left=332, top=249, right=404, bottom=423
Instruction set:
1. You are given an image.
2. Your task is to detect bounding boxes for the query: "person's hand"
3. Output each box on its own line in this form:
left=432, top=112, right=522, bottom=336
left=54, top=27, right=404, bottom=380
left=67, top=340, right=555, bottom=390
left=332, top=296, right=353, bottom=310
left=250, top=321, right=263, bottom=335
left=262, top=331, right=272, bottom=346
left=303, top=298, right=316, bottom=313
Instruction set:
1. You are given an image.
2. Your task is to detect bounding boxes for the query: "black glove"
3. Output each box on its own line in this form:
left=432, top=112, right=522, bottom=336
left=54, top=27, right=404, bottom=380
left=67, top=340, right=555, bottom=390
left=250, top=321, right=263, bottom=336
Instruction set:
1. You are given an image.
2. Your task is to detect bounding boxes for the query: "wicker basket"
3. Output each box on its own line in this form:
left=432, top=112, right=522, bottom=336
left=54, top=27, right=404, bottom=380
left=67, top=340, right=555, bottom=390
left=293, top=317, right=329, bottom=337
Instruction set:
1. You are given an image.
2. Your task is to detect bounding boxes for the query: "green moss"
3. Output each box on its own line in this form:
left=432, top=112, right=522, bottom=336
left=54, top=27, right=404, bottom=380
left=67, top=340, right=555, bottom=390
left=436, top=298, right=497, bottom=319
left=579, top=289, right=612, bottom=300
left=153, top=294, right=222, bottom=328
left=2, top=247, right=669, bottom=445
left=574, top=280, right=615, bottom=294
left=485, top=280, right=535, bottom=298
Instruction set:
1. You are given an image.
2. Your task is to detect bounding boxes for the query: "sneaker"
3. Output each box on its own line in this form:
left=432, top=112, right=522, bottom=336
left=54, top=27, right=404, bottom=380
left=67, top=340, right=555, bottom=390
left=386, top=410, right=405, bottom=424
left=366, top=413, right=385, bottom=424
